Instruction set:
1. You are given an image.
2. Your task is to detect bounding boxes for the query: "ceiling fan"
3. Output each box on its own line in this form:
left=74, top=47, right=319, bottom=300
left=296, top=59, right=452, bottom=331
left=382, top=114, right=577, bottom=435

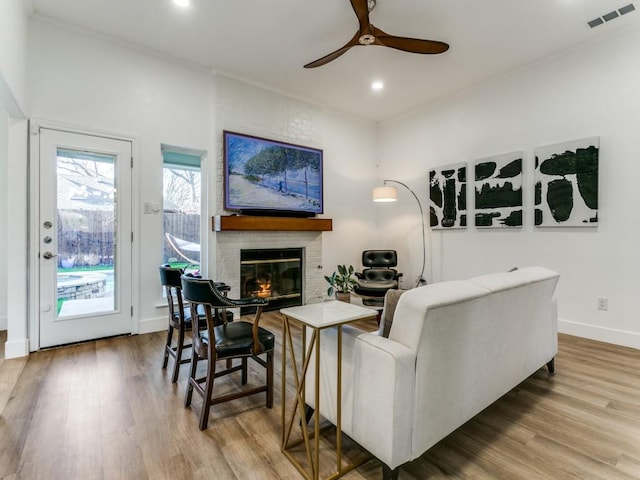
left=304, top=0, right=449, bottom=68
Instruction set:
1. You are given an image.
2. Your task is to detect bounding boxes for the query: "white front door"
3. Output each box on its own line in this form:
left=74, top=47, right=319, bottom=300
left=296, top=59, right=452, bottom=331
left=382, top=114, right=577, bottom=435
left=38, top=128, right=133, bottom=348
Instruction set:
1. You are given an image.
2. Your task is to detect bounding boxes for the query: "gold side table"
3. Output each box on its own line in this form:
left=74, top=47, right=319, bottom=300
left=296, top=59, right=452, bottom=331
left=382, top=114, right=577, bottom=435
left=280, top=301, right=377, bottom=480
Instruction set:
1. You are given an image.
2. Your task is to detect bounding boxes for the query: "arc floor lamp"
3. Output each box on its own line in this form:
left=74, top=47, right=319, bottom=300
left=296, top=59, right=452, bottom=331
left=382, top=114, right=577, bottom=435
left=372, top=180, right=427, bottom=288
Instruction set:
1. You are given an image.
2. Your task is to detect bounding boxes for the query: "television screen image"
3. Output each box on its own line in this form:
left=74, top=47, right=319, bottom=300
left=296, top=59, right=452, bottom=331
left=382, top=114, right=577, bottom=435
left=223, top=131, right=323, bottom=215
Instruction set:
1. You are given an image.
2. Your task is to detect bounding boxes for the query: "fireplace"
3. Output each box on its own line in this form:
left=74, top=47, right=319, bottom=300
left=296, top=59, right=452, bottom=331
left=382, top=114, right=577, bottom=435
left=240, top=248, right=303, bottom=313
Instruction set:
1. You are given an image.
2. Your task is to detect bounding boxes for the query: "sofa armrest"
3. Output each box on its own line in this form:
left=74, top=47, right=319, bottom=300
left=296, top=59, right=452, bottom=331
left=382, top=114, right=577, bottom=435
left=351, top=333, right=416, bottom=470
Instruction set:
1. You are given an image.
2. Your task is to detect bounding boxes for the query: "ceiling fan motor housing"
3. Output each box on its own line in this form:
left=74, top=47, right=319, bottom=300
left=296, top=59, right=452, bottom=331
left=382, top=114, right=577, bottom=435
left=359, top=34, right=375, bottom=45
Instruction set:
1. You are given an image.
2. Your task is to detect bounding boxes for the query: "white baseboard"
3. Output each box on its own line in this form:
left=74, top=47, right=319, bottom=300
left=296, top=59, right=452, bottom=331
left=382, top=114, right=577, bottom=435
left=5, top=338, right=30, bottom=359
left=559, top=318, right=640, bottom=350
left=139, top=316, right=167, bottom=335
left=0, top=316, right=6, bottom=330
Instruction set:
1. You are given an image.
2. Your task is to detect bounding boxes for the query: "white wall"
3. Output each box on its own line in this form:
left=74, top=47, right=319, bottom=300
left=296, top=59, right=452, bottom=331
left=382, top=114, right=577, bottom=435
left=0, top=104, right=8, bottom=331
left=28, top=18, right=215, bottom=335
left=0, top=0, right=29, bottom=115
left=320, top=111, right=380, bottom=275
left=5, top=118, right=28, bottom=357
left=378, top=27, right=640, bottom=348
left=0, top=0, right=29, bottom=356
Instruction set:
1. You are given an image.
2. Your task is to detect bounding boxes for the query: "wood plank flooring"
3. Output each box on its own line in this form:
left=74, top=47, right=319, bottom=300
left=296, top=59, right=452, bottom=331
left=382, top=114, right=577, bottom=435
left=1, top=315, right=639, bottom=479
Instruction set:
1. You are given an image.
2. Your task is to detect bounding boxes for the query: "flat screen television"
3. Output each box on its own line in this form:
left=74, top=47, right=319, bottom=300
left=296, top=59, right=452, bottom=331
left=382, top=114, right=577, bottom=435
left=223, top=131, right=324, bottom=217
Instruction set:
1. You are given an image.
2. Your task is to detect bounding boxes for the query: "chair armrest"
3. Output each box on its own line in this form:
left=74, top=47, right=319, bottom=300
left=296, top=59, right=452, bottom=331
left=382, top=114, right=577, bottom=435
left=214, top=282, right=230, bottom=293
left=351, top=333, right=415, bottom=469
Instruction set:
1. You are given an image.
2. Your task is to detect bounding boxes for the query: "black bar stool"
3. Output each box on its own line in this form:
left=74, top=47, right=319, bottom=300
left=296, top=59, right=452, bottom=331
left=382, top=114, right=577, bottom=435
left=181, top=274, right=274, bottom=430
left=158, top=265, right=230, bottom=382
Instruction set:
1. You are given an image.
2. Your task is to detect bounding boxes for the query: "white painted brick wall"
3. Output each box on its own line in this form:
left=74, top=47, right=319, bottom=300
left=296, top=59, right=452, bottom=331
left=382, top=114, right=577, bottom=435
left=212, top=77, right=326, bottom=305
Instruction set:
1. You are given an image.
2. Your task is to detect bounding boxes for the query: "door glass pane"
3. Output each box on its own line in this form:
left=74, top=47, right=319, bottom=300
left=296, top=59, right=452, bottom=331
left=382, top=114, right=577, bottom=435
left=56, top=148, right=116, bottom=318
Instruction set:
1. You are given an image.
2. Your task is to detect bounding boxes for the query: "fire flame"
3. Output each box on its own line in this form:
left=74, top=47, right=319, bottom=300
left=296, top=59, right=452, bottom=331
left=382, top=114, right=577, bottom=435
left=257, top=278, right=271, bottom=298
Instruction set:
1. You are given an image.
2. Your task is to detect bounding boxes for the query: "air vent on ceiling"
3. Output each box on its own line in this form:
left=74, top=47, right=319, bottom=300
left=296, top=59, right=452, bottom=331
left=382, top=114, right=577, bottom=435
left=588, top=3, right=635, bottom=28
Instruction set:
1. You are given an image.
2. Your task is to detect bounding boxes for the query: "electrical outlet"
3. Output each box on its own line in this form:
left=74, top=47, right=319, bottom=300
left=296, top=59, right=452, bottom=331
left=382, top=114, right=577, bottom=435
left=597, top=297, right=608, bottom=311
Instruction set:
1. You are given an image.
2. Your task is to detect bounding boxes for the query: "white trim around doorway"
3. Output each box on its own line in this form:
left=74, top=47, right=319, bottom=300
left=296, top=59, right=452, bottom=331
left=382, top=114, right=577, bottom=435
left=28, top=119, right=140, bottom=352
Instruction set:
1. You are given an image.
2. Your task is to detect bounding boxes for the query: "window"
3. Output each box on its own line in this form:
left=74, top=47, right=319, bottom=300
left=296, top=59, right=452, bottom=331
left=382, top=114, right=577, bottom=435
left=162, top=146, right=203, bottom=270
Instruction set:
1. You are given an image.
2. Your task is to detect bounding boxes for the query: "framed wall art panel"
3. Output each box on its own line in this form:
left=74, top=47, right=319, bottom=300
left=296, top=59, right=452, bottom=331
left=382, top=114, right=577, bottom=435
left=474, top=151, right=523, bottom=228
left=429, top=162, right=467, bottom=229
left=534, top=137, right=599, bottom=227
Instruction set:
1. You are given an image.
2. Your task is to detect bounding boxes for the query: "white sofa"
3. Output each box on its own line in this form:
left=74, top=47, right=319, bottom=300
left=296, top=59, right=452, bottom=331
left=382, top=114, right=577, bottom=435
left=306, top=266, right=560, bottom=479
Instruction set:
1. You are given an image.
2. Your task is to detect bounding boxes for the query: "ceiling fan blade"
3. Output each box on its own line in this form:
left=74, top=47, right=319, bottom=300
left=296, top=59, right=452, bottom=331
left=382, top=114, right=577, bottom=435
left=373, top=26, right=449, bottom=54
left=304, top=47, right=352, bottom=69
left=304, top=33, right=360, bottom=68
left=350, top=0, right=372, bottom=32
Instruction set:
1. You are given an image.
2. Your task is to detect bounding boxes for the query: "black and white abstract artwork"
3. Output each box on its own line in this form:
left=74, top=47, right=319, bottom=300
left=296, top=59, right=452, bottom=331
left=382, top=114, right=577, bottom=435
left=474, top=151, right=523, bottom=228
left=429, top=162, right=467, bottom=229
left=534, top=137, right=599, bottom=227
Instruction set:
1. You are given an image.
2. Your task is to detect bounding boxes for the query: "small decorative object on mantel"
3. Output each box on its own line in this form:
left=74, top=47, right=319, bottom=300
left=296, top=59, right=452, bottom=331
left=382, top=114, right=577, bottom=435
left=325, top=265, right=357, bottom=303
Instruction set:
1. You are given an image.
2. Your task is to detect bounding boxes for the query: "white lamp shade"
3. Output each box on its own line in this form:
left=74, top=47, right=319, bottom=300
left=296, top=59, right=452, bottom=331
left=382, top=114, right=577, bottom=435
left=372, top=185, right=397, bottom=202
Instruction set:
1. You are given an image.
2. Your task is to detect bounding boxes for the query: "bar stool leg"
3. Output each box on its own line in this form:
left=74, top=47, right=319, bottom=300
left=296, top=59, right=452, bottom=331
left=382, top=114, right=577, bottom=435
left=199, top=357, right=217, bottom=430
left=185, top=350, right=198, bottom=407
left=241, top=358, right=248, bottom=385
left=266, top=351, right=274, bottom=408
left=162, top=324, right=174, bottom=369
left=172, top=323, right=186, bottom=383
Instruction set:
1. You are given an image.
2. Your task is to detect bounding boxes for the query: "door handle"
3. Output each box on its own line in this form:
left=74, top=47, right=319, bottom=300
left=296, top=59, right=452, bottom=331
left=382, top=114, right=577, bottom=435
left=42, top=252, right=59, bottom=260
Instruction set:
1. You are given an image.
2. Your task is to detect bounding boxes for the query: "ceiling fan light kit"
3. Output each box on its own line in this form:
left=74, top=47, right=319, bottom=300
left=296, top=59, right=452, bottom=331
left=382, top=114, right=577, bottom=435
left=304, top=0, right=449, bottom=68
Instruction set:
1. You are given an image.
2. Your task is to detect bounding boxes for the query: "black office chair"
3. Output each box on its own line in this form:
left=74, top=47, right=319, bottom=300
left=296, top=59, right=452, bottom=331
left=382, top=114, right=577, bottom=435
left=159, top=265, right=231, bottom=383
left=354, top=250, right=402, bottom=306
left=181, top=274, right=275, bottom=430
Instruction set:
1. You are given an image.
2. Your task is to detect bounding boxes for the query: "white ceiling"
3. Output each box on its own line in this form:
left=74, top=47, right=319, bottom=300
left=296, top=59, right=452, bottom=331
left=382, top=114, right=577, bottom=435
left=30, top=0, right=640, bottom=122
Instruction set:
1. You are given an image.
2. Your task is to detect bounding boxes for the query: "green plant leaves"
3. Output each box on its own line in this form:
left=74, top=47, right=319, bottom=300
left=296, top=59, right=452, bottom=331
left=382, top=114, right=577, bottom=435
left=324, top=264, right=357, bottom=294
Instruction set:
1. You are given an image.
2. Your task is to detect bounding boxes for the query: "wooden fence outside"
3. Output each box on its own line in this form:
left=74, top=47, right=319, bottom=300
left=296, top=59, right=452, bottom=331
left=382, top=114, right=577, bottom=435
left=57, top=210, right=200, bottom=268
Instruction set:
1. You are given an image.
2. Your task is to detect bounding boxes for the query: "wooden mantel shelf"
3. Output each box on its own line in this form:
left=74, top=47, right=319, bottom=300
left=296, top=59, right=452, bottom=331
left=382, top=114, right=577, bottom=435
left=213, top=215, right=333, bottom=232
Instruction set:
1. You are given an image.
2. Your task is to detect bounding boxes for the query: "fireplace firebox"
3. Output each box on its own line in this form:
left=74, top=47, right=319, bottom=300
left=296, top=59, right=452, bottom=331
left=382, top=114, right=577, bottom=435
left=240, top=248, right=303, bottom=314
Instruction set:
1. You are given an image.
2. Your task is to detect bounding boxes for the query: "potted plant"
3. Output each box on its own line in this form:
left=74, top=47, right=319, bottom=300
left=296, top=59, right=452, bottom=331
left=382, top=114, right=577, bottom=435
left=325, top=264, right=358, bottom=302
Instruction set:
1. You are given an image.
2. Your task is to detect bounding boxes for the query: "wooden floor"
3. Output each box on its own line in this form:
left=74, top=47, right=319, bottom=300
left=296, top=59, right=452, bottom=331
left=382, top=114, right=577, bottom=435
left=1, top=314, right=640, bottom=479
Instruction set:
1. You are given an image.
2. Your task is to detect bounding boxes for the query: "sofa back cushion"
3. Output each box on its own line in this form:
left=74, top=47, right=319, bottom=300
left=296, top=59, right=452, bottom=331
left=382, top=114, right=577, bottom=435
left=388, top=280, right=489, bottom=352
left=469, top=266, right=558, bottom=293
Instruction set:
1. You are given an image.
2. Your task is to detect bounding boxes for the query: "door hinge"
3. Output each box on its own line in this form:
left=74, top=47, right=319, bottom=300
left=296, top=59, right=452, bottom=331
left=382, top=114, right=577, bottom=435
left=131, top=231, right=134, bottom=243
left=131, top=306, right=133, bottom=317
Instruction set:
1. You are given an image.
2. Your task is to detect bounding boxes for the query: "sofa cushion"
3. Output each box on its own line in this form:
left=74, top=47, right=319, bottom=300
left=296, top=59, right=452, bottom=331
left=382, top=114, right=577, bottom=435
left=378, top=289, right=406, bottom=338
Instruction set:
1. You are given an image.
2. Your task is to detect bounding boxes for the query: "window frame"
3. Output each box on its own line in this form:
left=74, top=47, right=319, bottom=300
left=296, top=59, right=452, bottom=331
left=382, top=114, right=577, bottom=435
left=161, top=145, right=206, bottom=275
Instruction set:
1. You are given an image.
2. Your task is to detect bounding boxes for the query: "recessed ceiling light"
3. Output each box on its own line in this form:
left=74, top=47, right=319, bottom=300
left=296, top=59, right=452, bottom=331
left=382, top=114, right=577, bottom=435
left=173, top=0, right=190, bottom=7
left=371, top=81, right=384, bottom=91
